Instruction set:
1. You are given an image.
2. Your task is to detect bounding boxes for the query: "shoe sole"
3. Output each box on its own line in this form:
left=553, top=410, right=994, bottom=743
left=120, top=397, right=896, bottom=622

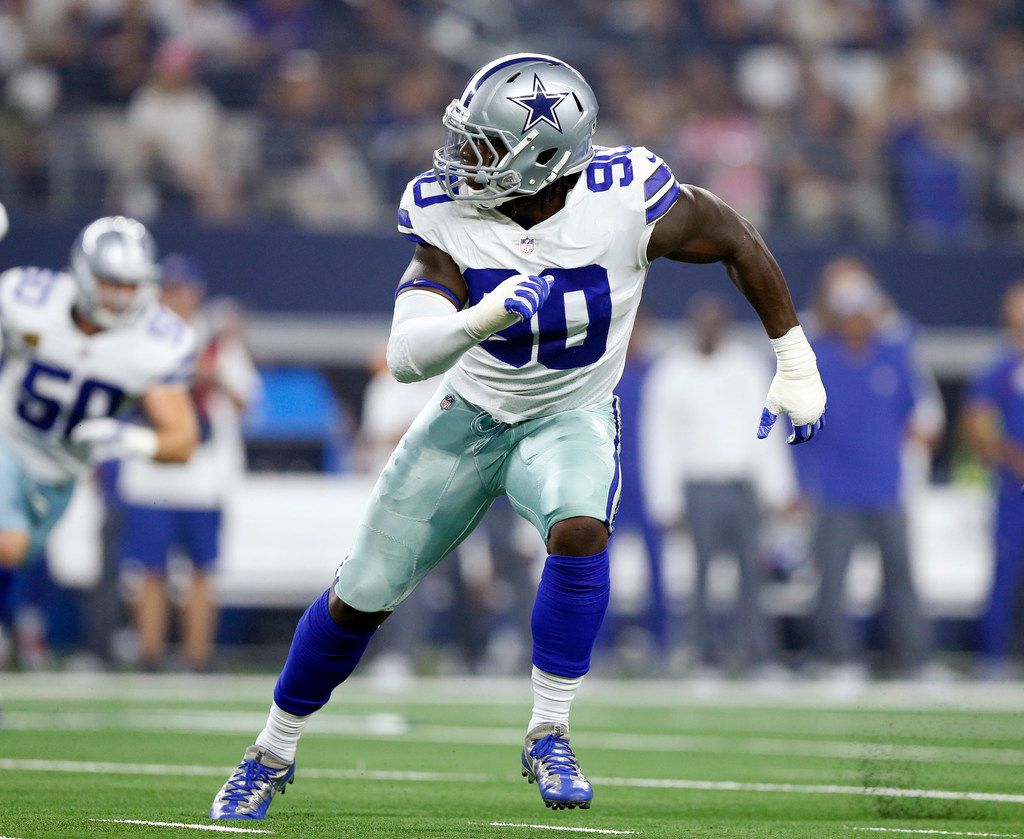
left=522, top=768, right=592, bottom=810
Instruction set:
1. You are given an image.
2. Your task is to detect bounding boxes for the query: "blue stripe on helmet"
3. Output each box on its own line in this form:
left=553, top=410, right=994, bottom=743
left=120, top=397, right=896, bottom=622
left=645, top=181, right=681, bottom=224
left=462, top=54, right=566, bottom=105
left=643, top=164, right=673, bottom=201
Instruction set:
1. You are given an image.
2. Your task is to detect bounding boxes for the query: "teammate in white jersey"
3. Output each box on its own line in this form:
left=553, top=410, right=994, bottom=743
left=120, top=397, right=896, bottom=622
left=212, top=54, right=826, bottom=819
left=0, top=216, right=198, bottom=589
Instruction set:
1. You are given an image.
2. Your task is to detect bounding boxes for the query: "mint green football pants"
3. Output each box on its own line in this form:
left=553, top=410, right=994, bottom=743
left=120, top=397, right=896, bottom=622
left=334, top=386, right=622, bottom=613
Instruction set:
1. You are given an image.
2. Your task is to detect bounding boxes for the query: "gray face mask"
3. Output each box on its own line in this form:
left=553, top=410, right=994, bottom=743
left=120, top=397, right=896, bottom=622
left=432, top=53, right=599, bottom=208
left=69, top=216, right=161, bottom=329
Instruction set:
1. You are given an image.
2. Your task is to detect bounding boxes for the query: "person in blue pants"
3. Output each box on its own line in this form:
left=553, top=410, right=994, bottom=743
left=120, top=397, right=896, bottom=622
left=963, top=281, right=1024, bottom=678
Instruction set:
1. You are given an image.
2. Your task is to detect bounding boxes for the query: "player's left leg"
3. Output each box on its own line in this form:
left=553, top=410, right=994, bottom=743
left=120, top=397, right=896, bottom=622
left=120, top=504, right=175, bottom=670
left=178, top=508, right=222, bottom=671
left=503, top=398, right=620, bottom=810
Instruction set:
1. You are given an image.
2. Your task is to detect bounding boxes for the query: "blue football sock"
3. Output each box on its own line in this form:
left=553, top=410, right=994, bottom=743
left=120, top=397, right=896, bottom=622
left=531, top=550, right=610, bottom=678
left=0, top=566, right=14, bottom=626
left=273, top=588, right=377, bottom=716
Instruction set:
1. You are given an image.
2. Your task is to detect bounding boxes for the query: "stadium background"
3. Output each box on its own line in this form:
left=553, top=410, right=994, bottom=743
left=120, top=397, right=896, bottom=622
left=0, top=0, right=1022, bottom=671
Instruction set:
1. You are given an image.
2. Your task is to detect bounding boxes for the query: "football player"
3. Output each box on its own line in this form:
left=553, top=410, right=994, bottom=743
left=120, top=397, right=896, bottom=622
left=0, top=217, right=199, bottom=637
left=211, top=54, right=826, bottom=819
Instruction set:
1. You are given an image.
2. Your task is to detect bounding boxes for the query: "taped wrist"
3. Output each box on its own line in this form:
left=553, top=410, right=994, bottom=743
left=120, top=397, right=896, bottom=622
left=464, top=291, right=520, bottom=341
left=770, top=325, right=817, bottom=378
left=124, top=425, right=160, bottom=458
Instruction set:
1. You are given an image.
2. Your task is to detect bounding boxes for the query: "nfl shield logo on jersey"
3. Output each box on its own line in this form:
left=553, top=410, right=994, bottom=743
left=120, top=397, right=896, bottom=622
left=519, top=237, right=536, bottom=255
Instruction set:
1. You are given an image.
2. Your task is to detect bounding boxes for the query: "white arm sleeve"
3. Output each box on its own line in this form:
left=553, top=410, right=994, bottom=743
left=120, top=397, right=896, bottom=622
left=386, top=290, right=478, bottom=384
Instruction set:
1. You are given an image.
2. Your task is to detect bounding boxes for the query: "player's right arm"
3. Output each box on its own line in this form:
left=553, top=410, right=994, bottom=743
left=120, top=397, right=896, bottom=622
left=385, top=242, right=552, bottom=383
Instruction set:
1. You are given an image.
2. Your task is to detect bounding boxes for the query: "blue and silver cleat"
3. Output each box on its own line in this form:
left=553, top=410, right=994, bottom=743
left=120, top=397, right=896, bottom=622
left=521, top=723, right=593, bottom=810
left=210, top=745, right=295, bottom=820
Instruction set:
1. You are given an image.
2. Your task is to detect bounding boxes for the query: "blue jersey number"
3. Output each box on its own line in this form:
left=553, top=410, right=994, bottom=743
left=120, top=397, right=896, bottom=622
left=586, top=148, right=634, bottom=193
left=463, top=266, right=612, bottom=370
left=17, top=360, right=126, bottom=437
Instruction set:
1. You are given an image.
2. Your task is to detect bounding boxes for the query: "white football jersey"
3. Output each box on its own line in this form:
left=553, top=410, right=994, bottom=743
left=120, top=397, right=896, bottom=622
left=0, top=267, right=196, bottom=484
left=398, top=145, right=680, bottom=423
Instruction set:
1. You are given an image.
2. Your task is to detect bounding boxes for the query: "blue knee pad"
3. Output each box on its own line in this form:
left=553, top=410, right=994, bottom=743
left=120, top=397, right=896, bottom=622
left=273, top=588, right=377, bottom=716
left=531, top=550, right=610, bottom=678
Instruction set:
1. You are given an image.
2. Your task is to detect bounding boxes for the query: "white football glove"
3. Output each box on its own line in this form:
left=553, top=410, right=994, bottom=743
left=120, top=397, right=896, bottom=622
left=70, top=418, right=159, bottom=462
left=465, top=274, right=554, bottom=340
left=757, top=326, right=827, bottom=445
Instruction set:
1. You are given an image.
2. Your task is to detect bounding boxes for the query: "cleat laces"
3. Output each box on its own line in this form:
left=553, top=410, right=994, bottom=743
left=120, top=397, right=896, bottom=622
left=529, top=733, right=582, bottom=782
left=221, top=760, right=276, bottom=803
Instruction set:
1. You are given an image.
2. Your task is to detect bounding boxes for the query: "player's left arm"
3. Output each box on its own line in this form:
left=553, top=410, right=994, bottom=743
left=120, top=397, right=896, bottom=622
left=139, top=384, right=200, bottom=462
left=646, top=186, right=826, bottom=444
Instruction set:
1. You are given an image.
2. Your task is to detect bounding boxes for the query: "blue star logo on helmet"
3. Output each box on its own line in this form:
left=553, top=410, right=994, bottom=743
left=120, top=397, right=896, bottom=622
left=508, top=74, right=571, bottom=134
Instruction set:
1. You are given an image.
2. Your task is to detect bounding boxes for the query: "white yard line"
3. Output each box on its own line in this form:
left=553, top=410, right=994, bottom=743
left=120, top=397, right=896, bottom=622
left=6, top=710, right=1023, bottom=767
left=0, top=758, right=487, bottom=783
left=847, top=828, right=1019, bottom=837
left=486, top=823, right=636, bottom=835
left=91, top=820, right=271, bottom=834
left=3, top=758, right=1024, bottom=806
left=2, top=673, right=1023, bottom=712
left=591, top=777, right=1024, bottom=805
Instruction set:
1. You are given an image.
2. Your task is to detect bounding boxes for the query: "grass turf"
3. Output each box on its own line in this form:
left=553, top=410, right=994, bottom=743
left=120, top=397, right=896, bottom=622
left=1, top=674, right=1022, bottom=839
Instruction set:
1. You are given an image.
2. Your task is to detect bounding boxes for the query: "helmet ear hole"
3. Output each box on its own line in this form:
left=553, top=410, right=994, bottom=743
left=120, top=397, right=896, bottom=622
left=536, top=148, right=558, bottom=165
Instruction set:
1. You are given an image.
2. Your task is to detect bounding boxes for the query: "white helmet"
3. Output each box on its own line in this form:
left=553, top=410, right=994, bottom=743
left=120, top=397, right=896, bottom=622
left=70, top=216, right=160, bottom=329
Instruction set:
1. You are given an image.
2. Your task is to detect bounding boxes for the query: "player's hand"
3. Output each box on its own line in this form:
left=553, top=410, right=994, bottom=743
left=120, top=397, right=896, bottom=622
left=501, top=274, right=553, bottom=322
left=756, top=326, right=827, bottom=445
left=465, top=274, right=554, bottom=340
left=70, top=418, right=159, bottom=462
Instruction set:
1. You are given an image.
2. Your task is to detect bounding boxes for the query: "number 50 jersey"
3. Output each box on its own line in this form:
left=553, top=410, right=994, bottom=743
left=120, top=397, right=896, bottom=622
left=0, top=267, right=196, bottom=484
left=398, top=145, right=680, bottom=424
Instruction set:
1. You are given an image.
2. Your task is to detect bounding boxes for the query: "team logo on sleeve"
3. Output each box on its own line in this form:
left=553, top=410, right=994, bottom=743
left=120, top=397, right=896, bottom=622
left=508, top=74, right=570, bottom=133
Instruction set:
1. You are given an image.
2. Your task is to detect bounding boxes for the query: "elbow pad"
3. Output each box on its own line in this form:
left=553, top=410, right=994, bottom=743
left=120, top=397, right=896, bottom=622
left=386, top=289, right=475, bottom=382
left=386, top=330, right=426, bottom=384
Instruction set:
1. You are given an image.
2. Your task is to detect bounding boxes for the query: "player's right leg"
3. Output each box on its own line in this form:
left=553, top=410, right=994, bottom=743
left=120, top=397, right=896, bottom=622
left=0, top=445, right=35, bottom=569
left=211, top=390, right=495, bottom=820
left=178, top=508, right=222, bottom=671
left=0, top=444, right=71, bottom=668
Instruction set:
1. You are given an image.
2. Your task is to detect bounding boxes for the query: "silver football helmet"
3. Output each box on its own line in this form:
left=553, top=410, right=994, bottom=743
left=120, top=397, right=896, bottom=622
left=433, top=53, right=598, bottom=207
left=70, top=216, right=160, bottom=329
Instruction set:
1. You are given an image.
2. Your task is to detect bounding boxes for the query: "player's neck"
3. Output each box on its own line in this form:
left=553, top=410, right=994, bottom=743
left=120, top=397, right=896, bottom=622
left=498, top=174, right=578, bottom=229
left=72, top=306, right=104, bottom=336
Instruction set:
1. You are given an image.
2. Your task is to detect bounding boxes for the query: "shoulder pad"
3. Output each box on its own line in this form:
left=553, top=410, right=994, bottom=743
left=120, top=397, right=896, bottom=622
left=138, top=306, right=198, bottom=385
left=397, top=170, right=455, bottom=249
left=0, top=267, right=69, bottom=325
left=632, top=147, right=682, bottom=226
left=583, top=146, right=681, bottom=227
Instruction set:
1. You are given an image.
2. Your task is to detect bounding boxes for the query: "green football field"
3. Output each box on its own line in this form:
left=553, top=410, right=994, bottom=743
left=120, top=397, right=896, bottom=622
left=1, top=674, right=1022, bottom=839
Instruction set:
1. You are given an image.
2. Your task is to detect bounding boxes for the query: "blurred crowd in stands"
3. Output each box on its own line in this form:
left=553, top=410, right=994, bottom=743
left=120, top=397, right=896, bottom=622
left=0, top=0, right=1023, bottom=241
